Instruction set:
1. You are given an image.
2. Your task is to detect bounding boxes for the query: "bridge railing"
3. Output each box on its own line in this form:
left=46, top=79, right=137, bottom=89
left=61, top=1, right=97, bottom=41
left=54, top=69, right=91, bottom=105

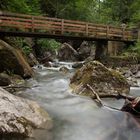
left=0, top=11, right=138, bottom=41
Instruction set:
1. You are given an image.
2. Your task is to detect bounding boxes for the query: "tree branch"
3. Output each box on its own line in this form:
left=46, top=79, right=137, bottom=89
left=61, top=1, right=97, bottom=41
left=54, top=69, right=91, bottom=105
left=87, top=84, right=103, bottom=106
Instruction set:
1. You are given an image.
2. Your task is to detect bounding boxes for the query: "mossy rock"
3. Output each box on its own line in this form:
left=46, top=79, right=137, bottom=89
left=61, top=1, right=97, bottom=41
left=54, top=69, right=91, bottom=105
left=0, top=50, right=24, bottom=76
left=0, top=73, right=11, bottom=86
left=0, top=40, right=34, bottom=78
left=70, top=61, right=130, bottom=97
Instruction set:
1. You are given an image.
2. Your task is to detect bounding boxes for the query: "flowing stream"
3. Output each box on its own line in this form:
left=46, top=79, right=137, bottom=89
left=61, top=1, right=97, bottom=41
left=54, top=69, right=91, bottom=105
left=18, top=62, right=140, bottom=140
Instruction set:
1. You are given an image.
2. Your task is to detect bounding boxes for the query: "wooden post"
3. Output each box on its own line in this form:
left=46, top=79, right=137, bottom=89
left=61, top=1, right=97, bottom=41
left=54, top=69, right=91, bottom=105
left=121, top=23, right=126, bottom=40
left=31, top=16, right=34, bottom=32
left=106, top=25, right=109, bottom=38
left=122, top=28, right=125, bottom=40
left=61, top=19, right=64, bottom=34
left=0, top=11, right=3, bottom=30
left=86, top=23, right=88, bottom=36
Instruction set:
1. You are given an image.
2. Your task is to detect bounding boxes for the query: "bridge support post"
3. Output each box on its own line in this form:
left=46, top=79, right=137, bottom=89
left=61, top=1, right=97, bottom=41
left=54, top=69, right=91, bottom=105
left=107, top=41, right=125, bottom=56
left=95, top=40, right=108, bottom=60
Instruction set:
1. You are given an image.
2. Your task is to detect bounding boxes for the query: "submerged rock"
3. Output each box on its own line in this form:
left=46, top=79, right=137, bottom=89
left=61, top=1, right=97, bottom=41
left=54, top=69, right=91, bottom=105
left=59, top=66, right=69, bottom=73
left=0, top=87, right=52, bottom=138
left=0, top=40, right=34, bottom=78
left=70, top=61, right=130, bottom=97
left=135, top=71, right=140, bottom=78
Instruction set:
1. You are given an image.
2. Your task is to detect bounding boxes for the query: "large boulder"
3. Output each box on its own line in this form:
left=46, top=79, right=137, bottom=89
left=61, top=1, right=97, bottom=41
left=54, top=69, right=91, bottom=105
left=0, top=87, right=52, bottom=138
left=0, top=40, right=34, bottom=78
left=77, top=41, right=91, bottom=60
left=27, top=53, right=39, bottom=67
left=57, top=43, right=78, bottom=61
left=70, top=61, right=130, bottom=97
left=135, top=71, right=140, bottom=78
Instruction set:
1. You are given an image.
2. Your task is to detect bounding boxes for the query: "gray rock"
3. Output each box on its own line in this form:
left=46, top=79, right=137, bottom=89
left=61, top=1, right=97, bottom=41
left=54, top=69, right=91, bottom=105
left=77, top=41, right=91, bottom=61
left=70, top=61, right=130, bottom=97
left=127, top=77, right=139, bottom=87
left=135, top=71, right=140, bottom=78
left=0, top=87, right=52, bottom=137
left=123, top=70, right=133, bottom=78
left=57, top=43, right=78, bottom=61
left=28, top=53, right=39, bottom=66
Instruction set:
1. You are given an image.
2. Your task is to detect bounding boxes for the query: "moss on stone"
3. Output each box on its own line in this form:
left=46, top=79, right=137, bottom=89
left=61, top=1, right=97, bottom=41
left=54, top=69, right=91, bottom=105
left=70, top=61, right=130, bottom=97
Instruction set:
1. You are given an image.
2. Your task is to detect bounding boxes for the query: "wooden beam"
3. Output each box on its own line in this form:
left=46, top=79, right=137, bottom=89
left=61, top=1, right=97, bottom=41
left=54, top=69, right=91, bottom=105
left=106, top=25, right=109, bottom=38
left=0, top=30, right=136, bottom=42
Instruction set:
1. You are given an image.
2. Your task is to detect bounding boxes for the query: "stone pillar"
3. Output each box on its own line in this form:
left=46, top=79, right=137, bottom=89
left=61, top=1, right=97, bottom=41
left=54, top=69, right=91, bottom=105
left=95, top=40, right=108, bottom=60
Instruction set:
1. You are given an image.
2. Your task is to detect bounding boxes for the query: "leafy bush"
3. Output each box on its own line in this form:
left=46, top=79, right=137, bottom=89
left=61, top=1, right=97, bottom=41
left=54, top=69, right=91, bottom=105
left=22, top=46, right=32, bottom=55
left=134, top=41, right=140, bottom=54
left=126, top=41, right=140, bottom=54
left=37, top=39, right=61, bottom=51
left=121, top=40, right=140, bottom=61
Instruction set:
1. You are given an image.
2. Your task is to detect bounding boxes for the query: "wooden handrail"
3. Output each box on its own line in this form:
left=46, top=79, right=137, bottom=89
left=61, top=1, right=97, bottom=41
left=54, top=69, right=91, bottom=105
left=0, top=11, right=138, bottom=41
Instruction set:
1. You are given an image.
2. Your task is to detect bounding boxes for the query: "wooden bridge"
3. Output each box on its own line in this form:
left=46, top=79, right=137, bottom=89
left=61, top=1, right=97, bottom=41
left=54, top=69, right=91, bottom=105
left=0, top=11, right=138, bottom=42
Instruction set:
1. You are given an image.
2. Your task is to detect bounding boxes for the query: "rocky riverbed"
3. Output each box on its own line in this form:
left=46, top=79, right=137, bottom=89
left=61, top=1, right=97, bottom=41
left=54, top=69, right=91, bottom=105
left=16, top=62, right=140, bottom=140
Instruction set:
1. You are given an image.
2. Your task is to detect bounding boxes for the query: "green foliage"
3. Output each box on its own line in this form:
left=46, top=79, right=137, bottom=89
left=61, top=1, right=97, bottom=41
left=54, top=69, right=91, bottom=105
left=131, top=41, right=140, bottom=54
left=0, top=0, right=40, bottom=14
left=4, top=37, right=24, bottom=48
left=37, top=39, right=61, bottom=51
left=101, top=0, right=140, bottom=25
left=22, top=46, right=32, bottom=55
left=40, top=0, right=92, bottom=21
left=121, top=41, right=140, bottom=59
left=1, top=0, right=140, bottom=25
left=131, top=0, right=140, bottom=24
